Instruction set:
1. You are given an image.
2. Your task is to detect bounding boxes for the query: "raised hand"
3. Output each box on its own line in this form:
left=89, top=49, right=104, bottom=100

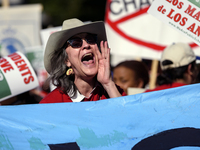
left=95, top=41, right=111, bottom=85
left=95, top=41, right=122, bottom=98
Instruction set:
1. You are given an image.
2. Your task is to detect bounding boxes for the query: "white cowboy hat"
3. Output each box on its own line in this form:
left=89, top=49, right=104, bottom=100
left=44, top=18, right=107, bottom=74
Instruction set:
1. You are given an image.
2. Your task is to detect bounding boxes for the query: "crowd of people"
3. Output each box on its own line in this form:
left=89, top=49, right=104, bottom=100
left=1, top=18, right=200, bottom=105
left=145, top=42, right=198, bottom=93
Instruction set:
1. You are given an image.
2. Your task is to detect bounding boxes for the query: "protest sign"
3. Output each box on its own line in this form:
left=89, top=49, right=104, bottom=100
left=0, top=4, right=42, bottom=57
left=25, top=46, right=48, bottom=88
left=0, top=83, right=200, bottom=149
left=0, top=52, right=39, bottom=101
left=40, top=26, right=62, bottom=49
left=105, top=0, right=200, bottom=66
left=25, top=46, right=45, bottom=71
left=148, top=0, right=200, bottom=47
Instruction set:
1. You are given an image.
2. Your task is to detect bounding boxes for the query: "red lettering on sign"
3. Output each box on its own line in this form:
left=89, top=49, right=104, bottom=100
left=193, top=12, right=200, bottom=22
left=0, top=58, right=14, bottom=73
left=21, top=69, right=32, bottom=76
left=187, top=23, right=200, bottom=37
left=177, top=2, right=183, bottom=9
left=9, top=53, right=22, bottom=61
left=180, top=17, right=188, bottom=26
left=184, top=5, right=200, bottom=22
left=158, top=5, right=166, bottom=14
left=9, top=53, right=34, bottom=84
left=185, top=5, right=196, bottom=16
left=166, top=0, right=184, bottom=9
left=105, top=0, right=198, bottom=51
left=15, top=60, right=28, bottom=72
left=167, top=9, right=188, bottom=26
left=167, top=9, right=175, bottom=19
left=15, top=59, right=25, bottom=67
left=24, top=76, right=34, bottom=84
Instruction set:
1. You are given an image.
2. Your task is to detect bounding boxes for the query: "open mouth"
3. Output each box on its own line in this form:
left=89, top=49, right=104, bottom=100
left=81, top=52, right=95, bottom=64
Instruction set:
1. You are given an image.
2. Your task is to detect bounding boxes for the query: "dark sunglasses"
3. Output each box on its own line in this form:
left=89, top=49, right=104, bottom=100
left=67, top=34, right=97, bottom=48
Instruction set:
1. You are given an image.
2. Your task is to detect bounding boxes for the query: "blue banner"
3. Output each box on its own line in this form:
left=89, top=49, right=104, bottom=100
left=1, top=83, right=200, bottom=150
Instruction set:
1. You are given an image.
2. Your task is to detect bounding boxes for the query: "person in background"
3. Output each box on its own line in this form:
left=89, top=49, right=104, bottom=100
left=113, top=60, right=149, bottom=94
left=145, top=42, right=198, bottom=92
left=40, top=18, right=126, bottom=103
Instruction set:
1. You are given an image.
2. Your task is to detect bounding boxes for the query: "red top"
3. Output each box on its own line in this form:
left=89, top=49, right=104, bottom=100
left=145, top=82, right=187, bottom=93
left=39, top=85, right=126, bottom=104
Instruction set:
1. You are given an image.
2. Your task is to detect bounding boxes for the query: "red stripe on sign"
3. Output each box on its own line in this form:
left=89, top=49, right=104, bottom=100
left=105, top=0, right=199, bottom=51
left=114, top=7, right=150, bottom=24
left=189, top=43, right=199, bottom=48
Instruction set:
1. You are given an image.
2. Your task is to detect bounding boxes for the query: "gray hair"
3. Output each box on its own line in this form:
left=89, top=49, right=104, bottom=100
left=45, top=45, right=77, bottom=97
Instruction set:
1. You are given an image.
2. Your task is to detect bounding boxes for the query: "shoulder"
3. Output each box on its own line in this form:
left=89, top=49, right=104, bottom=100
left=145, top=84, right=168, bottom=92
left=39, top=87, right=72, bottom=103
left=171, top=82, right=187, bottom=87
left=145, top=82, right=187, bottom=92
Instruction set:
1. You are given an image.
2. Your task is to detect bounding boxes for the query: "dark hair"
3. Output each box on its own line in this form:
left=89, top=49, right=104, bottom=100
left=156, top=61, right=196, bottom=85
left=114, top=60, right=149, bottom=88
left=44, top=45, right=77, bottom=97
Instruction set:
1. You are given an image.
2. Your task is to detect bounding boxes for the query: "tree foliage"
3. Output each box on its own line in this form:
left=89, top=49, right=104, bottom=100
left=27, top=0, right=107, bottom=28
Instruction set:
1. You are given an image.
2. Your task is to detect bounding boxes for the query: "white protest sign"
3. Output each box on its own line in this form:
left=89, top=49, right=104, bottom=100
left=148, top=0, right=200, bottom=47
left=105, top=0, right=200, bottom=66
left=0, top=52, right=39, bottom=101
left=40, top=21, right=91, bottom=49
left=0, top=4, right=42, bottom=57
left=40, top=26, right=62, bottom=49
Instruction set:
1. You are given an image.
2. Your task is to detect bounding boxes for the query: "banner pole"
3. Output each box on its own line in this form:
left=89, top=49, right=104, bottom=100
left=149, top=59, right=158, bottom=89
left=2, top=0, right=9, bottom=7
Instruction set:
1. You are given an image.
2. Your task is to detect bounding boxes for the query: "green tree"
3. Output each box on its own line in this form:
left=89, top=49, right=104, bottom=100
left=28, top=0, right=107, bottom=28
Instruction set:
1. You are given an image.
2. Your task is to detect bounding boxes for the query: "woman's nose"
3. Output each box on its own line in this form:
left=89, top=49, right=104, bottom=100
left=82, top=39, right=90, bottom=49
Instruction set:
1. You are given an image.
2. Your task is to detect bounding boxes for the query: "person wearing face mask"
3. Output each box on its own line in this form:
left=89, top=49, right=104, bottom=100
left=39, top=18, right=126, bottom=103
left=145, top=42, right=198, bottom=93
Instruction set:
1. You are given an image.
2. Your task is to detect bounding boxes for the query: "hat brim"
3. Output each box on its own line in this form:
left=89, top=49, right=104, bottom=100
left=44, top=21, right=107, bottom=74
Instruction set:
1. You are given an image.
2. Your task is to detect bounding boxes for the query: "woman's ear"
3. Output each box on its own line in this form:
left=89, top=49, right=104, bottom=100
left=187, top=64, right=193, bottom=76
left=137, top=79, right=144, bottom=88
left=65, top=59, right=71, bottom=67
left=186, top=64, right=198, bottom=84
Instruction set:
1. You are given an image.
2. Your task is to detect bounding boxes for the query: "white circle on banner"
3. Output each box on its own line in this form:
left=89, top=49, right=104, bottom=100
left=0, top=38, right=25, bottom=56
left=0, top=27, right=31, bottom=57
